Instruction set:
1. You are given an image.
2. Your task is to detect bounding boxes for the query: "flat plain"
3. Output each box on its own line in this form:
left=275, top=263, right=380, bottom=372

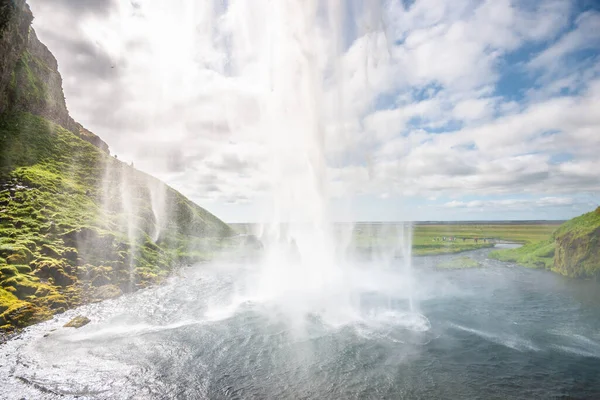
left=230, top=222, right=563, bottom=256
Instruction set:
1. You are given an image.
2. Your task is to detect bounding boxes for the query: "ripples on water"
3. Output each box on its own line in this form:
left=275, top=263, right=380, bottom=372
left=2, top=249, right=600, bottom=399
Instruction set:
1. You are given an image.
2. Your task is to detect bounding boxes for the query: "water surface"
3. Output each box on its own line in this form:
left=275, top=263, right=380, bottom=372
left=2, top=248, right=600, bottom=399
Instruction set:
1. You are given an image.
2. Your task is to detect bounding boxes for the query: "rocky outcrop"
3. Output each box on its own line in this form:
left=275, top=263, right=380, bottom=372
left=77, top=122, right=109, bottom=153
left=63, top=315, right=90, bottom=328
left=490, top=207, right=600, bottom=279
left=0, top=0, right=32, bottom=114
left=8, top=28, right=78, bottom=133
left=0, top=0, right=108, bottom=153
left=553, top=207, right=600, bottom=279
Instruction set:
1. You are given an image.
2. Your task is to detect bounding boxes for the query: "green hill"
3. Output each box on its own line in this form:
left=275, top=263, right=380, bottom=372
left=0, top=0, right=234, bottom=331
left=490, top=208, right=600, bottom=279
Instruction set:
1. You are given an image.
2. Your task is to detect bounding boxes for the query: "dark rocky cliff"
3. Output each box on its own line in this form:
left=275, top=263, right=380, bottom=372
left=0, top=0, right=108, bottom=153
left=0, top=0, right=32, bottom=114
left=9, top=28, right=78, bottom=132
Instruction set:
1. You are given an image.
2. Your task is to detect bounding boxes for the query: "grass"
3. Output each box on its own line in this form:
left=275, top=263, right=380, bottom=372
left=0, top=112, right=234, bottom=331
left=411, top=223, right=558, bottom=255
left=552, top=208, right=600, bottom=279
left=357, top=222, right=560, bottom=256
left=436, top=256, right=480, bottom=269
left=488, top=207, right=600, bottom=279
left=230, top=222, right=560, bottom=256
left=489, top=239, right=555, bottom=269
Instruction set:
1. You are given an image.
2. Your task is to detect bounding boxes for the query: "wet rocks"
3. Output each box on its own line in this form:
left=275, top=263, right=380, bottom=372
left=93, top=284, right=122, bottom=301
left=63, top=315, right=90, bottom=328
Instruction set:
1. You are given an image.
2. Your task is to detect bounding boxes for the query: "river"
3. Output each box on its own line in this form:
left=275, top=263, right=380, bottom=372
left=2, top=247, right=600, bottom=399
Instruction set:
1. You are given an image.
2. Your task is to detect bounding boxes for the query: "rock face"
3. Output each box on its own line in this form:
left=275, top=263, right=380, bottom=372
left=77, top=122, right=109, bottom=153
left=0, top=0, right=32, bottom=114
left=8, top=28, right=78, bottom=133
left=0, top=0, right=108, bottom=153
left=553, top=207, right=600, bottom=279
left=490, top=208, right=600, bottom=279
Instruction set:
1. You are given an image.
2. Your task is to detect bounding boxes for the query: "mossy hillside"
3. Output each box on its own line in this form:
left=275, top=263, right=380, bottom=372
left=0, top=112, right=234, bottom=331
left=490, top=208, right=599, bottom=278
left=552, top=207, right=600, bottom=279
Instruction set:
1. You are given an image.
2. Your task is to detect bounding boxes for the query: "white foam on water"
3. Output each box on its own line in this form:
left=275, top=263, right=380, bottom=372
left=449, top=323, right=540, bottom=352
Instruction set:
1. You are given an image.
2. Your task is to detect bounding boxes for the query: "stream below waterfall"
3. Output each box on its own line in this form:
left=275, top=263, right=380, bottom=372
left=2, top=247, right=600, bottom=399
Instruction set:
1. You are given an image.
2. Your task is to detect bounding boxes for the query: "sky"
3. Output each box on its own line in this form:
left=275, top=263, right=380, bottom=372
left=27, top=0, right=600, bottom=222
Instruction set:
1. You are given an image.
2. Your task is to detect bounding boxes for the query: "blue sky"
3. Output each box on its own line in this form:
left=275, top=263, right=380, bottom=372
left=29, top=0, right=600, bottom=222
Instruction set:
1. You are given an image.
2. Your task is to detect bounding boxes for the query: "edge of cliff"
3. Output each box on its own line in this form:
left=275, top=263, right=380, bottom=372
left=490, top=207, right=600, bottom=279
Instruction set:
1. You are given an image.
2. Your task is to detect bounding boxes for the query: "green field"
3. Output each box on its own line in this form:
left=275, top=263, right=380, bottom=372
left=410, top=223, right=559, bottom=255
left=230, top=222, right=562, bottom=256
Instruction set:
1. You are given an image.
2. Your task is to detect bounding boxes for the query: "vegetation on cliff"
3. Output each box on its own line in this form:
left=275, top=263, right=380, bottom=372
left=0, top=0, right=32, bottom=114
left=0, top=0, right=239, bottom=331
left=552, top=207, right=600, bottom=278
left=490, top=208, right=600, bottom=279
left=0, top=112, right=234, bottom=331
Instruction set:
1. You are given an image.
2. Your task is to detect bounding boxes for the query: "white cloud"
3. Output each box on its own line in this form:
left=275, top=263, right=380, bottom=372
left=26, top=0, right=600, bottom=221
left=528, top=11, right=600, bottom=71
left=452, top=98, right=496, bottom=121
left=443, top=197, right=576, bottom=210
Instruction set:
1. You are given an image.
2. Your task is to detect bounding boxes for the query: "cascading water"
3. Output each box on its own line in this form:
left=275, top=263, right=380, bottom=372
left=119, top=164, right=138, bottom=293
left=148, top=180, right=166, bottom=243
left=208, top=0, right=427, bottom=333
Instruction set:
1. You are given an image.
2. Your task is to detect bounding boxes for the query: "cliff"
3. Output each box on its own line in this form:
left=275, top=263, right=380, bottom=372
left=553, top=207, right=600, bottom=278
left=0, top=0, right=32, bottom=114
left=1, top=0, right=108, bottom=153
left=0, top=0, right=234, bottom=331
left=490, top=207, right=600, bottom=279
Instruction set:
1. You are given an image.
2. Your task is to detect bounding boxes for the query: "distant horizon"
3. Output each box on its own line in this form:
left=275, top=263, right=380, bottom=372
left=228, top=219, right=567, bottom=225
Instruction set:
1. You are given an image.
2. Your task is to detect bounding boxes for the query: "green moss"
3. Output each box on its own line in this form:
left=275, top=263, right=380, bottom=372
left=34, top=292, right=67, bottom=311
left=490, top=208, right=600, bottom=278
left=15, top=264, right=31, bottom=273
left=6, top=252, right=27, bottom=264
left=9, top=50, right=48, bottom=108
left=0, top=265, right=18, bottom=277
left=555, top=207, right=600, bottom=238
left=552, top=208, right=600, bottom=279
left=40, top=243, right=62, bottom=258
left=1, top=302, right=51, bottom=328
left=0, top=287, right=20, bottom=314
left=0, top=112, right=234, bottom=331
left=2, top=273, right=42, bottom=298
left=490, top=240, right=555, bottom=270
